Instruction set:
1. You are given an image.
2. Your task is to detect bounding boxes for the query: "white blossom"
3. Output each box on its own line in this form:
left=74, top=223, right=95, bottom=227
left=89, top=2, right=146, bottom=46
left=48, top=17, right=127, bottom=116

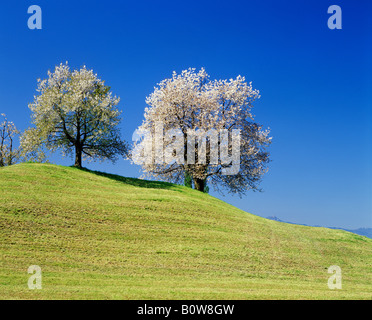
left=22, top=62, right=128, bottom=167
left=0, top=113, right=20, bottom=166
left=131, top=68, right=271, bottom=195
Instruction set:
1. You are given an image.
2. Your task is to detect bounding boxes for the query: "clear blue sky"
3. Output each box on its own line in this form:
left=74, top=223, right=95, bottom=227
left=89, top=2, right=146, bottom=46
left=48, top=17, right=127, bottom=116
left=0, top=0, right=371, bottom=229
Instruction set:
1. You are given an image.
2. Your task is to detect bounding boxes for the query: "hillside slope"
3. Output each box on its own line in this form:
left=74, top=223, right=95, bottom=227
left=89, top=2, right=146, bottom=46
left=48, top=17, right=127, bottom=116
left=0, top=163, right=371, bottom=299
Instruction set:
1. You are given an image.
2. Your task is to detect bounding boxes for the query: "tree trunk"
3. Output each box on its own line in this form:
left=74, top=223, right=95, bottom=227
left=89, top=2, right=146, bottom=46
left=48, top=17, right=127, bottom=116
left=193, top=178, right=205, bottom=192
left=74, top=145, right=82, bottom=168
left=0, top=146, right=4, bottom=167
left=7, top=136, right=13, bottom=166
left=0, top=136, right=4, bottom=167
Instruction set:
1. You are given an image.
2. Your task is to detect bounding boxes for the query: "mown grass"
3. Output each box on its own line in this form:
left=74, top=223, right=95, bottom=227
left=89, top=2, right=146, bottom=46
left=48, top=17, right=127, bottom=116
left=0, top=163, right=371, bottom=299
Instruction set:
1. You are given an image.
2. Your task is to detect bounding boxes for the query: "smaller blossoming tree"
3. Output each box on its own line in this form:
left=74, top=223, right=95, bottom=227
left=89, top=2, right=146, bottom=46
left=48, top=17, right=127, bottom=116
left=21, top=62, right=128, bottom=168
left=0, top=113, right=20, bottom=167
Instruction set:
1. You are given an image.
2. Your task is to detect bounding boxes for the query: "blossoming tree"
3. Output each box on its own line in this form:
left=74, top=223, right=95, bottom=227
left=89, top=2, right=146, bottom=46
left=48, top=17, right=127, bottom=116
left=22, top=63, right=128, bottom=168
left=132, top=68, right=271, bottom=195
left=0, top=113, right=20, bottom=167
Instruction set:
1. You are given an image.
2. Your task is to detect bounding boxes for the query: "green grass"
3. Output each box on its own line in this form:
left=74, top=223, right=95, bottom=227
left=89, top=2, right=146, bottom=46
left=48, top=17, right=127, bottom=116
left=0, top=163, right=371, bottom=299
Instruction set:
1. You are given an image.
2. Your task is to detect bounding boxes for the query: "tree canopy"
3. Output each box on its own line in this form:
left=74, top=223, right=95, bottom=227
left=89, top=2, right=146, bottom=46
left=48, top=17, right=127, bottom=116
left=0, top=113, right=20, bottom=167
left=22, top=63, right=128, bottom=168
left=132, top=68, right=271, bottom=196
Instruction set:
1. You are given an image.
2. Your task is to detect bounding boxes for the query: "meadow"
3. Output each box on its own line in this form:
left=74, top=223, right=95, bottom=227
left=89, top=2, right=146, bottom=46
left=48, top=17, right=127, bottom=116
left=0, top=163, right=371, bottom=299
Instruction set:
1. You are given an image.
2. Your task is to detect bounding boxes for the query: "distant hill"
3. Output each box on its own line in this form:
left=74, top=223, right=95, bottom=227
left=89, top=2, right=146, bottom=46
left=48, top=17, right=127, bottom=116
left=266, top=216, right=372, bottom=239
left=0, top=163, right=371, bottom=299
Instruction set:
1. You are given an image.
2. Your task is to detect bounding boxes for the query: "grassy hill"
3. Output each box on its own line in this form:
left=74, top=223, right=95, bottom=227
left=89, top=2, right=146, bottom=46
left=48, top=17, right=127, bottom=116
left=0, top=163, right=371, bottom=299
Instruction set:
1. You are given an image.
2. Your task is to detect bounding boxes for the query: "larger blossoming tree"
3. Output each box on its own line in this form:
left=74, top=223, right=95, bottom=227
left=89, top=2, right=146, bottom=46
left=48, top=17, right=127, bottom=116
left=22, top=63, right=128, bottom=168
left=132, top=68, right=271, bottom=195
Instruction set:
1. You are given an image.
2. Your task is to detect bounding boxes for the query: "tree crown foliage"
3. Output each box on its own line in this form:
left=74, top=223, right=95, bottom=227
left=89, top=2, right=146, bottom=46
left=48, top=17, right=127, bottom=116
left=132, top=68, right=271, bottom=195
left=21, top=63, right=128, bottom=167
left=0, top=113, right=20, bottom=167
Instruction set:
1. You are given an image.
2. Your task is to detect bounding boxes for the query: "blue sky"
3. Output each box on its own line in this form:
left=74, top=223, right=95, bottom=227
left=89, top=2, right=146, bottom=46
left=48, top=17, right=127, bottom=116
left=0, top=0, right=371, bottom=229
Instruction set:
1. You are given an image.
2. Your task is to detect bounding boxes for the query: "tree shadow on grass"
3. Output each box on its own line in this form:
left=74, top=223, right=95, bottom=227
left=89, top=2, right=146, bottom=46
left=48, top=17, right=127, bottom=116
left=73, top=166, right=176, bottom=190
